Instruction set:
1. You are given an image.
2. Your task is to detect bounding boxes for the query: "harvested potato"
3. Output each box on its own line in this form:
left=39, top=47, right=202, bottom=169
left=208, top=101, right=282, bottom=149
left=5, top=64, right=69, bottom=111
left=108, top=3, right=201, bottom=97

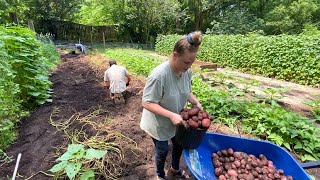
left=211, top=148, right=294, bottom=179
left=179, top=108, right=213, bottom=130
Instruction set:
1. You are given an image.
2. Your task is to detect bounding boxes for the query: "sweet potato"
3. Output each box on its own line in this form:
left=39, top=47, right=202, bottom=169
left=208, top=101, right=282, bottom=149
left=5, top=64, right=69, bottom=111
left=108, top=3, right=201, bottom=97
left=202, top=112, right=208, bottom=118
left=191, top=116, right=198, bottom=121
left=214, top=161, right=222, bottom=168
left=215, top=167, right=223, bottom=176
left=227, top=148, right=234, bottom=156
left=234, top=160, right=241, bottom=168
left=259, top=154, right=266, bottom=160
left=180, top=111, right=189, bottom=120
left=277, top=169, right=284, bottom=175
left=221, top=150, right=228, bottom=157
left=212, top=153, right=219, bottom=159
left=287, top=176, right=293, bottom=180
left=187, top=119, right=198, bottom=128
left=198, top=120, right=202, bottom=127
left=227, top=169, right=238, bottom=177
left=188, top=107, right=200, bottom=116
left=268, top=173, right=275, bottom=179
left=201, top=118, right=211, bottom=129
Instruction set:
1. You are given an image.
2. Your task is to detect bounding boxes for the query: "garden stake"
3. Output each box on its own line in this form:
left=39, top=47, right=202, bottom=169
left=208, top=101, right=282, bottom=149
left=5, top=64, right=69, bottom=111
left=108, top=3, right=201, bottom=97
left=12, top=153, right=22, bottom=180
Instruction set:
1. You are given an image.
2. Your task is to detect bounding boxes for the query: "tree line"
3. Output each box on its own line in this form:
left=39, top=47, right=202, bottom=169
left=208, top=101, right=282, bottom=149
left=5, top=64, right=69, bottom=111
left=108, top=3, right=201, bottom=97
left=1, top=0, right=320, bottom=43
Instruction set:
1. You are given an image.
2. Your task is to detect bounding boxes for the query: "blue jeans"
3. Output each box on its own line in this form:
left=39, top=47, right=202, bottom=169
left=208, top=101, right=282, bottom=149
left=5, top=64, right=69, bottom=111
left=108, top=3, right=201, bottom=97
left=152, top=137, right=183, bottom=178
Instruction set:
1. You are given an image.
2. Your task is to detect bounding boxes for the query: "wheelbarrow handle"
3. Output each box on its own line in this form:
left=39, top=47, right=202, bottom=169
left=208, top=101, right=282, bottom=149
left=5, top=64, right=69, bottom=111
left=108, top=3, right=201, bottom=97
left=300, top=160, right=320, bottom=169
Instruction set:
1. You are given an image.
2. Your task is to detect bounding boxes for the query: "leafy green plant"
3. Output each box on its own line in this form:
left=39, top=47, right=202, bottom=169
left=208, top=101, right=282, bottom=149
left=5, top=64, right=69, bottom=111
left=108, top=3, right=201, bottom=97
left=50, top=144, right=106, bottom=180
left=304, top=99, right=320, bottom=116
left=0, top=25, right=59, bottom=155
left=0, top=148, right=13, bottom=166
left=238, top=79, right=261, bottom=93
left=156, top=34, right=320, bottom=87
left=259, top=87, right=288, bottom=104
left=103, top=48, right=162, bottom=76
left=3, top=26, right=58, bottom=107
left=191, top=76, right=320, bottom=161
left=205, top=72, right=231, bottom=86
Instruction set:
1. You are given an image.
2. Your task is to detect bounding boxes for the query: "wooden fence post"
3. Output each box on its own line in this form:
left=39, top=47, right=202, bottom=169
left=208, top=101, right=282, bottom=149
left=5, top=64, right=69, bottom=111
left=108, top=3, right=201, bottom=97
left=103, top=31, right=106, bottom=48
left=27, top=19, right=35, bottom=32
left=90, top=27, right=93, bottom=47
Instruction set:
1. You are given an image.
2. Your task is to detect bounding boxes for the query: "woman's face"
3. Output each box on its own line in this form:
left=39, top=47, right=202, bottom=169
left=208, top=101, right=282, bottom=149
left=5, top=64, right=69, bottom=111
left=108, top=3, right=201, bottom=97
left=173, top=51, right=197, bottom=73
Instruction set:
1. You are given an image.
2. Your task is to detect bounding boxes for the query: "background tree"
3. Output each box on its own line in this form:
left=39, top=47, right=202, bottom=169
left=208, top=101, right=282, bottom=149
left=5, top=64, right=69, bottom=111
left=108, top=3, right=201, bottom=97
left=206, top=1, right=264, bottom=34
left=111, top=0, right=180, bottom=43
left=0, top=0, right=9, bottom=23
left=1, top=0, right=320, bottom=42
left=75, top=0, right=115, bottom=25
left=0, top=0, right=28, bottom=24
left=23, top=0, right=83, bottom=38
left=204, top=0, right=319, bottom=35
left=265, top=0, right=318, bottom=34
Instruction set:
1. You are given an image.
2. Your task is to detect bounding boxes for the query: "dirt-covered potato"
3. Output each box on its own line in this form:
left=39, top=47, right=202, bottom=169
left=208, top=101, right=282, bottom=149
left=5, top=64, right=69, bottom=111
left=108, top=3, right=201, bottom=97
left=211, top=148, right=294, bottom=179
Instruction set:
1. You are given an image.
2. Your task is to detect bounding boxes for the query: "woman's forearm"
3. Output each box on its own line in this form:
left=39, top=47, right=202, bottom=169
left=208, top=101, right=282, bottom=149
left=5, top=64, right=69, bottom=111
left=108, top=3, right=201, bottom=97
left=188, top=93, right=199, bottom=105
left=142, top=101, right=176, bottom=119
left=142, top=101, right=185, bottom=126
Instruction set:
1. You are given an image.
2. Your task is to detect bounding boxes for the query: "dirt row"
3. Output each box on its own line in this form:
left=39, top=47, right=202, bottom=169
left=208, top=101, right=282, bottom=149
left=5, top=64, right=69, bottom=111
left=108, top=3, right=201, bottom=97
left=0, top=53, right=161, bottom=179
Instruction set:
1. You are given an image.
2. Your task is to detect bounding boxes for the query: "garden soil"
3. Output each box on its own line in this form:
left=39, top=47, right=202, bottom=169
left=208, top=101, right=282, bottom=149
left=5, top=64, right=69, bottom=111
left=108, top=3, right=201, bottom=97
left=0, top=52, right=319, bottom=179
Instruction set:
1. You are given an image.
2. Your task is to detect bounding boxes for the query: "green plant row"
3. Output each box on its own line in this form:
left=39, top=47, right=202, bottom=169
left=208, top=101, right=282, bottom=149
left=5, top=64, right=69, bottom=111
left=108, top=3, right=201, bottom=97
left=103, top=47, right=320, bottom=161
left=0, top=26, right=59, bottom=151
left=103, top=48, right=162, bottom=76
left=191, top=76, right=320, bottom=162
left=156, top=34, right=320, bottom=87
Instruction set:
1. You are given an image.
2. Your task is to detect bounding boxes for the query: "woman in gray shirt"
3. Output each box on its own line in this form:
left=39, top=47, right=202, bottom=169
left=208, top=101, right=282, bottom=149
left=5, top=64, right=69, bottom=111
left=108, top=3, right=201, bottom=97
left=140, top=31, right=203, bottom=180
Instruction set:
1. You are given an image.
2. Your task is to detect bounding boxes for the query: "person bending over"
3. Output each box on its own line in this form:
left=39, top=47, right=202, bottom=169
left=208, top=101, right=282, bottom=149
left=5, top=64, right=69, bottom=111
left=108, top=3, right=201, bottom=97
left=104, top=60, right=131, bottom=104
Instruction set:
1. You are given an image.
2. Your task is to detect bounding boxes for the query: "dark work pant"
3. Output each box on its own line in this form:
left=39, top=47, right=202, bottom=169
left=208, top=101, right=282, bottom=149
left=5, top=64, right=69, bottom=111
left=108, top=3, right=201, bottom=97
left=152, top=137, right=183, bottom=178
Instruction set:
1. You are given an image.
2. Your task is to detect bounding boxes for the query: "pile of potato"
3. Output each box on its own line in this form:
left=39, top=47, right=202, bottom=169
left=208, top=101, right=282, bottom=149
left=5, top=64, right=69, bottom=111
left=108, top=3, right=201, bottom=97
left=180, top=107, right=213, bottom=129
left=212, top=148, right=293, bottom=180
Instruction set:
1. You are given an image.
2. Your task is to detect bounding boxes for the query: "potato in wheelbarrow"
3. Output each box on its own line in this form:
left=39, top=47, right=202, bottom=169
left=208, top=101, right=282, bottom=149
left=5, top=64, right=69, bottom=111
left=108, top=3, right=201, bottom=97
left=183, top=133, right=311, bottom=180
left=212, top=148, right=294, bottom=179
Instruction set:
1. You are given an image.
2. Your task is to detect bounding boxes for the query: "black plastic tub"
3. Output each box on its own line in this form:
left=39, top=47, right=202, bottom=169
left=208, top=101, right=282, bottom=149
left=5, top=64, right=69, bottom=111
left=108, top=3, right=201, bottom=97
left=175, top=125, right=207, bottom=149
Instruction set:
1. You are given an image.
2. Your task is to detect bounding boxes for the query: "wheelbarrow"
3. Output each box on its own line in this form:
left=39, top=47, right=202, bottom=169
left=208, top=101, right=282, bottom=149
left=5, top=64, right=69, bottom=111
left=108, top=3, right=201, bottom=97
left=183, top=132, right=318, bottom=180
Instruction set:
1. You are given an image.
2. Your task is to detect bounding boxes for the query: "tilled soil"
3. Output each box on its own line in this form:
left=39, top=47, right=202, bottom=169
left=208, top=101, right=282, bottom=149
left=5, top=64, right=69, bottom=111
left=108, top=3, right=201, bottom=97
left=0, top=53, right=159, bottom=180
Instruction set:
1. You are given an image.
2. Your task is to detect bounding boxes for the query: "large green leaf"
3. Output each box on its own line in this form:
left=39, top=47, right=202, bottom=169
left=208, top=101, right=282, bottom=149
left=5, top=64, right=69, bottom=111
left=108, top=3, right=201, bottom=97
left=80, top=170, right=95, bottom=180
left=301, top=154, right=317, bottom=162
left=84, top=149, right=106, bottom=160
left=65, top=162, right=82, bottom=180
left=67, top=144, right=85, bottom=154
left=49, top=161, right=67, bottom=173
left=57, top=151, right=74, bottom=161
left=57, top=144, right=85, bottom=161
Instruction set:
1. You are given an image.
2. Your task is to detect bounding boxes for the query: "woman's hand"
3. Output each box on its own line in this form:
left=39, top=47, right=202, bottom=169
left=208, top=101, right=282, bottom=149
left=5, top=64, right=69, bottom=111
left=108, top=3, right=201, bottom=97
left=188, top=93, right=203, bottom=110
left=194, top=102, right=203, bottom=110
left=169, top=113, right=184, bottom=125
left=170, top=113, right=189, bottom=129
left=142, top=101, right=188, bottom=128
